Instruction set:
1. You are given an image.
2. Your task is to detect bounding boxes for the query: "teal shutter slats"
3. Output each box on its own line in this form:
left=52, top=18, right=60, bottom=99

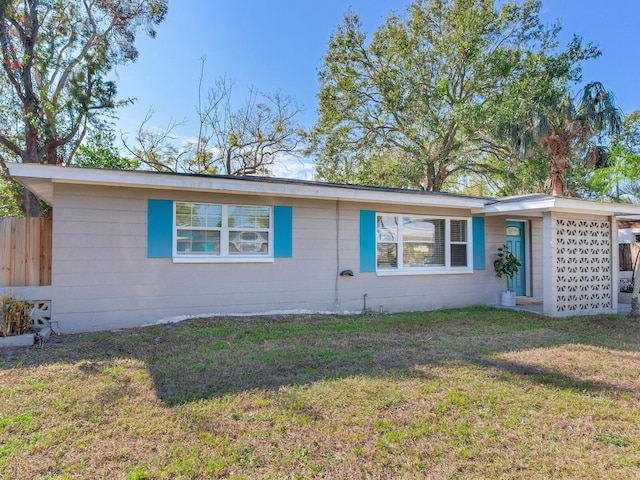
left=472, top=216, right=485, bottom=270
left=148, top=199, right=173, bottom=258
left=360, top=210, right=376, bottom=272
left=274, top=206, right=293, bottom=258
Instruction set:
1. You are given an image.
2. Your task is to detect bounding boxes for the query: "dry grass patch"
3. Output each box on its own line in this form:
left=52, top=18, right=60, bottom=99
left=1, top=307, right=640, bottom=478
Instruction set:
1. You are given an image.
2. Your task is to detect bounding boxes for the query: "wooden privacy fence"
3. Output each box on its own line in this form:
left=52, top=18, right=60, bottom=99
left=0, top=218, right=52, bottom=287
left=619, top=243, right=640, bottom=272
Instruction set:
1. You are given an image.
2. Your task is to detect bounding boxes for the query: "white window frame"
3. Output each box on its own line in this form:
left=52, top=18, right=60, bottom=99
left=376, top=213, right=473, bottom=275
left=172, top=202, right=274, bottom=264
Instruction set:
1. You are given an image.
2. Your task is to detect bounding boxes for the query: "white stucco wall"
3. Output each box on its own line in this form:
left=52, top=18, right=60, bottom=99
left=47, top=183, right=505, bottom=333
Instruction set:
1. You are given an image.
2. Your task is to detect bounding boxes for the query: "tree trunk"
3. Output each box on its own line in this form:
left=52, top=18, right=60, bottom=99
left=19, top=186, right=42, bottom=217
left=548, top=152, right=568, bottom=197
left=541, top=131, right=571, bottom=197
left=424, top=162, right=436, bottom=191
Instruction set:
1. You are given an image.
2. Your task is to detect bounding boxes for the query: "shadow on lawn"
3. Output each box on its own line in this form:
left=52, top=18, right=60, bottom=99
left=1, top=308, right=639, bottom=405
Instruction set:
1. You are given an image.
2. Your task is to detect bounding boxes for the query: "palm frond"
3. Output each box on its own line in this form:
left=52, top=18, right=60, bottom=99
left=577, top=82, right=622, bottom=137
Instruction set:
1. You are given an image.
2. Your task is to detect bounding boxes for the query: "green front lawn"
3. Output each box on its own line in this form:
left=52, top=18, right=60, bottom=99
left=1, top=307, right=639, bottom=479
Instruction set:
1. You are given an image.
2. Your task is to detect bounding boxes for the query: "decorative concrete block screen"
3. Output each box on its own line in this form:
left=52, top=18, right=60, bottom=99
left=555, top=218, right=612, bottom=313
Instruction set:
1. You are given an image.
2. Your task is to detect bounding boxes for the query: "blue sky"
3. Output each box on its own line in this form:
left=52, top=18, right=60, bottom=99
left=113, top=1, right=640, bottom=176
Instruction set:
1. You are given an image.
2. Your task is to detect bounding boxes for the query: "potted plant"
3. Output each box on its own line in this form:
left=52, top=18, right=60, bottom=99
left=493, top=244, right=521, bottom=307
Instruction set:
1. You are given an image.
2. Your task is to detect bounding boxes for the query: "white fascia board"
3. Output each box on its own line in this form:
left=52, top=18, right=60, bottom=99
left=485, top=195, right=640, bottom=217
left=483, top=199, right=556, bottom=216
left=617, top=214, right=640, bottom=221
left=546, top=197, right=640, bottom=216
left=8, top=163, right=488, bottom=210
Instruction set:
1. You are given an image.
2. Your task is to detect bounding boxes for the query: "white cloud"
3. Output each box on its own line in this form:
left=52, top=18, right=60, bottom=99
left=269, top=153, right=316, bottom=180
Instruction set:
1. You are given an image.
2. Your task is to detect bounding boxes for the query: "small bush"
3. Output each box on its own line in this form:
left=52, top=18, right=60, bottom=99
left=0, top=295, right=33, bottom=336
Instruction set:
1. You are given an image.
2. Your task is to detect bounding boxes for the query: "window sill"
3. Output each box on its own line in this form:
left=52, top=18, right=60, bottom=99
left=173, top=256, right=274, bottom=264
left=376, top=268, right=473, bottom=276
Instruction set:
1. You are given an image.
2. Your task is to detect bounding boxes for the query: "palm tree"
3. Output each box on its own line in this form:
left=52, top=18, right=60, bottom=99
left=517, top=82, right=622, bottom=196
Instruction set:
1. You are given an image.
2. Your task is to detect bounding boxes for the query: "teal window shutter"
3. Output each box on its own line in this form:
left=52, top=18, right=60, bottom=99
left=472, top=216, right=485, bottom=270
left=148, top=199, right=173, bottom=258
left=274, top=206, right=293, bottom=258
left=360, top=210, right=376, bottom=272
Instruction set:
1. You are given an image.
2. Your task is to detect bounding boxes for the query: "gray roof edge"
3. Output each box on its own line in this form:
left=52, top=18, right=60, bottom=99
left=8, top=163, right=494, bottom=204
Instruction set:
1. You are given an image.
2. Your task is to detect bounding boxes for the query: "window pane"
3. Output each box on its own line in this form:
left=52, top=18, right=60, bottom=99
left=176, top=229, right=220, bottom=254
left=175, top=203, right=192, bottom=226
left=228, top=206, right=270, bottom=229
left=430, top=243, right=445, bottom=266
left=377, top=243, right=397, bottom=269
left=175, top=203, right=222, bottom=228
left=403, top=217, right=444, bottom=242
left=204, top=204, right=222, bottom=227
left=229, top=231, right=269, bottom=254
left=176, top=213, right=191, bottom=227
left=377, top=215, right=398, bottom=241
left=191, top=204, right=207, bottom=227
left=403, top=242, right=429, bottom=267
left=192, top=203, right=222, bottom=227
left=451, top=220, right=467, bottom=242
left=451, top=244, right=468, bottom=267
left=403, top=242, right=444, bottom=267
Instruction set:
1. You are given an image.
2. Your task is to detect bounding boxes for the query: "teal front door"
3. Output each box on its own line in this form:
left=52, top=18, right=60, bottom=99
left=506, top=221, right=526, bottom=296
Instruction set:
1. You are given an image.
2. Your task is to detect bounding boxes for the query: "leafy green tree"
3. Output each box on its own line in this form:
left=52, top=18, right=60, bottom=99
left=72, top=130, right=140, bottom=170
left=308, top=0, right=597, bottom=191
left=0, top=177, right=22, bottom=217
left=0, top=0, right=167, bottom=216
left=445, top=152, right=549, bottom=197
left=588, top=111, right=640, bottom=203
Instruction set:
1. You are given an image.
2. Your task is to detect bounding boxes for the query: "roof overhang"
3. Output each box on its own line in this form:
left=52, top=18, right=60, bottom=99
left=7, top=163, right=488, bottom=210
left=483, top=195, right=640, bottom=218
left=10, top=164, right=640, bottom=218
left=617, top=218, right=640, bottom=228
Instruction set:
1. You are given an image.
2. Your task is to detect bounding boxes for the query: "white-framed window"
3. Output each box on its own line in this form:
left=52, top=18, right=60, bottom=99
left=174, top=202, right=272, bottom=262
left=376, top=213, right=471, bottom=274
